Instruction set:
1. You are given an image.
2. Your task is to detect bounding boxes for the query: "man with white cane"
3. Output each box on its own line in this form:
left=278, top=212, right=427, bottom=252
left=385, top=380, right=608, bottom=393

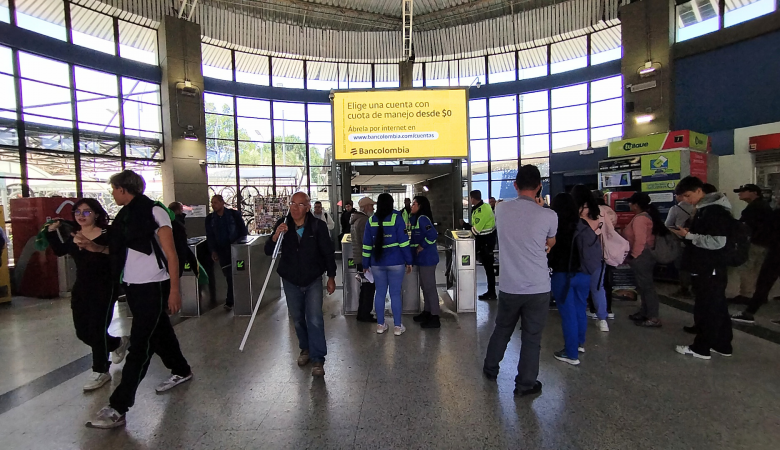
left=265, top=192, right=336, bottom=376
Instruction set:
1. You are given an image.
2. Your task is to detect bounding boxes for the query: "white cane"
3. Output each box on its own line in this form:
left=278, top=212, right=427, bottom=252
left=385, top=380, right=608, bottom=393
left=238, top=231, right=284, bottom=351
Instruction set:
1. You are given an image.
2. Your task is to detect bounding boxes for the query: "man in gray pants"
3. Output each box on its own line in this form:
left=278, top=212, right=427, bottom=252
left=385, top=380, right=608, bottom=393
left=483, top=165, right=558, bottom=397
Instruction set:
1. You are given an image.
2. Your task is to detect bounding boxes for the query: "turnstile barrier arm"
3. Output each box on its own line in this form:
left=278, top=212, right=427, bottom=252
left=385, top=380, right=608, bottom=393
left=238, top=233, right=283, bottom=351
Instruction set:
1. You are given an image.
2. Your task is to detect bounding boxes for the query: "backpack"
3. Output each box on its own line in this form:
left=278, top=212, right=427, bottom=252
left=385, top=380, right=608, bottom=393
left=577, top=224, right=603, bottom=276
left=650, top=232, right=681, bottom=264
left=724, top=219, right=751, bottom=267
left=151, top=202, right=196, bottom=277
left=598, top=215, right=630, bottom=267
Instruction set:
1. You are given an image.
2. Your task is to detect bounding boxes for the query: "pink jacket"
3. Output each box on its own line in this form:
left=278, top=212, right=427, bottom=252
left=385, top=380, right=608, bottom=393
left=581, top=205, right=618, bottom=235
left=623, top=213, right=655, bottom=258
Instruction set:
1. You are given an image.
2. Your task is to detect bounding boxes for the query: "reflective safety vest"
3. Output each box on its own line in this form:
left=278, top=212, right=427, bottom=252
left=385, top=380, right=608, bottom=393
left=402, top=208, right=411, bottom=229
left=471, top=202, right=496, bottom=235
left=410, top=215, right=439, bottom=266
left=361, top=211, right=413, bottom=268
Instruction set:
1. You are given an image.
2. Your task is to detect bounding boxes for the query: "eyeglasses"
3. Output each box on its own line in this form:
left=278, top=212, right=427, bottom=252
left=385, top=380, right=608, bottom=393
left=74, top=210, right=94, bottom=217
left=289, top=202, right=309, bottom=209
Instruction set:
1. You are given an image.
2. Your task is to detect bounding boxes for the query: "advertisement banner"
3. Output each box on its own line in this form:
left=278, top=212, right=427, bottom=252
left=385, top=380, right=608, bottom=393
left=333, top=89, right=469, bottom=161
left=608, top=130, right=710, bottom=157
left=641, top=151, right=681, bottom=179
left=689, top=151, right=708, bottom=182
left=642, top=180, right=679, bottom=192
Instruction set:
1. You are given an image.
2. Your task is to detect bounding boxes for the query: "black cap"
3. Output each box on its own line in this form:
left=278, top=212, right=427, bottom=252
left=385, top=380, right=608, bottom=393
left=733, top=184, right=762, bottom=194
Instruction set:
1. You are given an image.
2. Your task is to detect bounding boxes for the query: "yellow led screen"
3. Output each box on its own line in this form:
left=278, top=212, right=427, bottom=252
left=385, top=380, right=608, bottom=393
left=332, top=89, right=469, bottom=161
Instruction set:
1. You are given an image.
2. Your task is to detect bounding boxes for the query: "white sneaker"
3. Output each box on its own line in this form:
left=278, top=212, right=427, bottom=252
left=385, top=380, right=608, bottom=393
left=83, top=372, right=111, bottom=391
left=86, top=406, right=125, bottom=429
left=675, top=345, right=711, bottom=360
left=578, top=346, right=585, bottom=353
left=607, top=312, right=615, bottom=320
left=586, top=311, right=597, bottom=320
left=376, top=323, right=388, bottom=334
left=155, top=373, right=193, bottom=393
left=112, top=336, right=130, bottom=364
left=394, top=324, right=406, bottom=336
left=598, top=320, right=610, bottom=332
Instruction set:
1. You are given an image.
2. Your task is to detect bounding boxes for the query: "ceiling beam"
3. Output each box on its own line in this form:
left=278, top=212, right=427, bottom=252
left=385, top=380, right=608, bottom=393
left=207, top=0, right=402, bottom=30
left=414, top=0, right=565, bottom=30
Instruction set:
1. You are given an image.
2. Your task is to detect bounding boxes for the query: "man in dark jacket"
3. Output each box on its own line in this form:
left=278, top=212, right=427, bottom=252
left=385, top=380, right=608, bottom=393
left=728, top=184, right=772, bottom=305
left=671, top=176, right=734, bottom=360
left=266, top=192, right=336, bottom=377
left=339, top=200, right=354, bottom=242
left=205, top=195, right=248, bottom=311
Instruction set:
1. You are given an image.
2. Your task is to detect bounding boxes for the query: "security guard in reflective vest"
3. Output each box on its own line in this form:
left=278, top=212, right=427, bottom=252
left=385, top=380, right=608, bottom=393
left=462, top=190, right=497, bottom=300
left=401, top=198, right=412, bottom=230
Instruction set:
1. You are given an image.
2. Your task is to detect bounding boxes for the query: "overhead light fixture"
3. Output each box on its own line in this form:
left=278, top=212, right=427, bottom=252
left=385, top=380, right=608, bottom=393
left=182, top=125, right=198, bottom=141
left=639, top=61, right=656, bottom=77
left=635, top=114, right=655, bottom=124
left=423, top=186, right=429, bottom=192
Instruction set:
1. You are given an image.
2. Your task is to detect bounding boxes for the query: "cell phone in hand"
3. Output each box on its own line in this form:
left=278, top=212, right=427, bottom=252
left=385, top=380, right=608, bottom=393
left=668, top=226, right=680, bottom=230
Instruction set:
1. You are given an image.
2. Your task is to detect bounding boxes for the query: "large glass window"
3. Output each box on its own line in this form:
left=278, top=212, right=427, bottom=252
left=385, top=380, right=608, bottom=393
left=15, top=0, right=66, bottom=41
left=676, top=0, right=721, bottom=42
left=271, top=58, right=304, bottom=89
left=591, top=27, right=622, bottom=65
left=518, top=47, right=548, bottom=80
left=488, top=53, right=515, bottom=84
left=70, top=5, right=115, bottom=55
left=725, top=0, right=776, bottom=27
left=118, top=21, right=157, bottom=65
left=202, top=44, right=233, bottom=81
left=551, top=37, right=588, bottom=74
left=235, top=52, right=270, bottom=86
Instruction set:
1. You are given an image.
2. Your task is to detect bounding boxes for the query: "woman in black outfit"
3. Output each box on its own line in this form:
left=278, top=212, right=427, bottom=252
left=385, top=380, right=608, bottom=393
left=47, top=198, right=129, bottom=391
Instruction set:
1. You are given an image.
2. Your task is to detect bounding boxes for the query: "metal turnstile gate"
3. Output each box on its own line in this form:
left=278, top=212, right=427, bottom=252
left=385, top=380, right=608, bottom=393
left=231, top=235, right=282, bottom=316
left=341, top=234, right=361, bottom=315
left=445, top=230, right=476, bottom=313
left=180, top=236, right=207, bottom=317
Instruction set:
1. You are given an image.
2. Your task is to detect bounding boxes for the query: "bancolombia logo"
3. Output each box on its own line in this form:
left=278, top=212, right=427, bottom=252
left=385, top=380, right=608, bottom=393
left=350, top=147, right=411, bottom=156
left=623, top=142, right=649, bottom=151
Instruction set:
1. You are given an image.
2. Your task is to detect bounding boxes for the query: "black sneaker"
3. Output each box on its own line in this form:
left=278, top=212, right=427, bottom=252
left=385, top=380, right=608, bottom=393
left=683, top=325, right=701, bottom=334
left=727, top=295, right=750, bottom=305
left=421, top=315, right=440, bottom=328
left=482, top=368, right=497, bottom=381
left=223, top=304, right=233, bottom=311
left=628, top=312, right=646, bottom=322
left=730, top=312, right=755, bottom=324
left=514, top=381, right=542, bottom=397
left=413, top=311, right=432, bottom=323
left=478, top=292, right=497, bottom=301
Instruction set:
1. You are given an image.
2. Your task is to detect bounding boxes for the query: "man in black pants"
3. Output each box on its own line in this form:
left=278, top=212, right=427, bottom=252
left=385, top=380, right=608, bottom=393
left=671, top=176, right=734, bottom=360
left=86, top=170, right=192, bottom=429
left=732, top=208, right=780, bottom=325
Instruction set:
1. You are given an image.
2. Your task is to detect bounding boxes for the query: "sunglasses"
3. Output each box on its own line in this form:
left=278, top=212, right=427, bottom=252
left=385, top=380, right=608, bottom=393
left=74, top=210, right=94, bottom=217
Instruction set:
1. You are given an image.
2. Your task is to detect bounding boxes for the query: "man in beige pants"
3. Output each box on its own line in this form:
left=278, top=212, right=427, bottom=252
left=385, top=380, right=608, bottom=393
left=729, top=184, right=772, bottom=304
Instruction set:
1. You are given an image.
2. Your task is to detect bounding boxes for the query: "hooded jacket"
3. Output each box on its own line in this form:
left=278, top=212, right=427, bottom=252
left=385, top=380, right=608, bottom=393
left=265, top=212, right=337, bottom=287
left=682, top=193, right=733, bottom=274
left=740, top=197, right=773, bottom=247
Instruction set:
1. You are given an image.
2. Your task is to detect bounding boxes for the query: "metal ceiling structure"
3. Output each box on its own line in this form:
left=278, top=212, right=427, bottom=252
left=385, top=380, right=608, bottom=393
left=66, top=0, right=626, bottom=62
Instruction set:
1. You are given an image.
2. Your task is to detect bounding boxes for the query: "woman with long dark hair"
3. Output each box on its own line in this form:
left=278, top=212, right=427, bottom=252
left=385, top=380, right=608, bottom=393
left=47, top=198, right=129, bottom=391
left=571, top=185, right=610, bottom=333
left=548, top=193, right=602, bottom=366
left=625, top=192, right=668, bottom=327
left=410, top=196, right=440, bottom=328
left=362, top=193, right=413, bottom=336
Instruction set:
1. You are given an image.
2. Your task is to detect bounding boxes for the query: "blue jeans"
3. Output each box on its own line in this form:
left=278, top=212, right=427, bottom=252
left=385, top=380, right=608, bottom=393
left=372, top=265, right=405, bottom=326
left=551, top=272, right=590, bottom=360
left=282, top=277, right=327, bottom=363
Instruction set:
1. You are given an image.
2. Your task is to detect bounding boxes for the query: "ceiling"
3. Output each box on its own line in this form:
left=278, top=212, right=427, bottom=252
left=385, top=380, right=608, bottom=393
left=211, top=0, right=568, bottom=32
left=352, top=173, right=443, bottom=185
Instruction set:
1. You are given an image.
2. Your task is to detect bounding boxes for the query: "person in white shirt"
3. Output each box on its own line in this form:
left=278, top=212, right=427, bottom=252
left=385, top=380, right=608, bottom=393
left=86, top=170, right=192, bottom=430
left=312, top=201, right=335, bottom=231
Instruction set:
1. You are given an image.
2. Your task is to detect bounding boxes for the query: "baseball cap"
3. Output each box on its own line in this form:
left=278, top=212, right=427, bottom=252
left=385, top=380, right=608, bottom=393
left=733, top=184, right=762, bottom=194
left=358, top=197, right=376, bottom=208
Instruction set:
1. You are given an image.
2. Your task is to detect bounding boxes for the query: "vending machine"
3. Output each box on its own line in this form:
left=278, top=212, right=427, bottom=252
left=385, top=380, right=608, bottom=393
left=11, top=197, right=76, bottom=298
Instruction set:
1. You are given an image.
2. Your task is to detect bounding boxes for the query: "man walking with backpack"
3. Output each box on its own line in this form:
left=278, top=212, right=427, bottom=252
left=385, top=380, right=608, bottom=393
left=671, top=176, right=735, bottom=360
left=87, top=170, right=192, bottom=429
left=205, top=195, right=249, bottom=311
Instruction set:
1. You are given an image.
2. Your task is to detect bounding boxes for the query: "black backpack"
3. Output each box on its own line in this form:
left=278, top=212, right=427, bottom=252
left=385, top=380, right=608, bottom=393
left=724, top=219, right=751, bottom=267
left=151, top=202, right=196, bottom=277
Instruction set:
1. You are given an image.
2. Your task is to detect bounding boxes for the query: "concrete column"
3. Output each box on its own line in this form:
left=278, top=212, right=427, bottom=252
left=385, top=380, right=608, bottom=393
left=620, top=0, right=676, bottom=138
left=399, top=60, right=414, bottom=88
left=158, top=15, right=209, bottom=236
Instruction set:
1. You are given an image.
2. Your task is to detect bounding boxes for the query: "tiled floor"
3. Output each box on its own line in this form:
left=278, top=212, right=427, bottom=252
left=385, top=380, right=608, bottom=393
left=1, top=265, right=780, bottom=449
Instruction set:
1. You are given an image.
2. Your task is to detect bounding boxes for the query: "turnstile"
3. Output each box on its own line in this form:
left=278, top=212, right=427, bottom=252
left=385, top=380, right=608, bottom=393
left=341, top=234, right=361, bottom=315
left=445, top=230, right=476, bottom=313
left=231, top=235, right=282, bottom=316
left=341, top=233, right=420, bottom=315
left=181, top=236, right=207, bottom=317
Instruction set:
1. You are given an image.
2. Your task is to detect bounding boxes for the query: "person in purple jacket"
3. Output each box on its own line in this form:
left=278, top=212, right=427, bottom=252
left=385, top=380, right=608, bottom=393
left=362, top=193, right=413, bottom=336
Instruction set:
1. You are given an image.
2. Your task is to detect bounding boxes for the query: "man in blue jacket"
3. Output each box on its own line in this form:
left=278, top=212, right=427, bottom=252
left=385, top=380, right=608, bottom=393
left=266, top=192, right=336, bottom=377
left=205, top=195, right=248, bottom=311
